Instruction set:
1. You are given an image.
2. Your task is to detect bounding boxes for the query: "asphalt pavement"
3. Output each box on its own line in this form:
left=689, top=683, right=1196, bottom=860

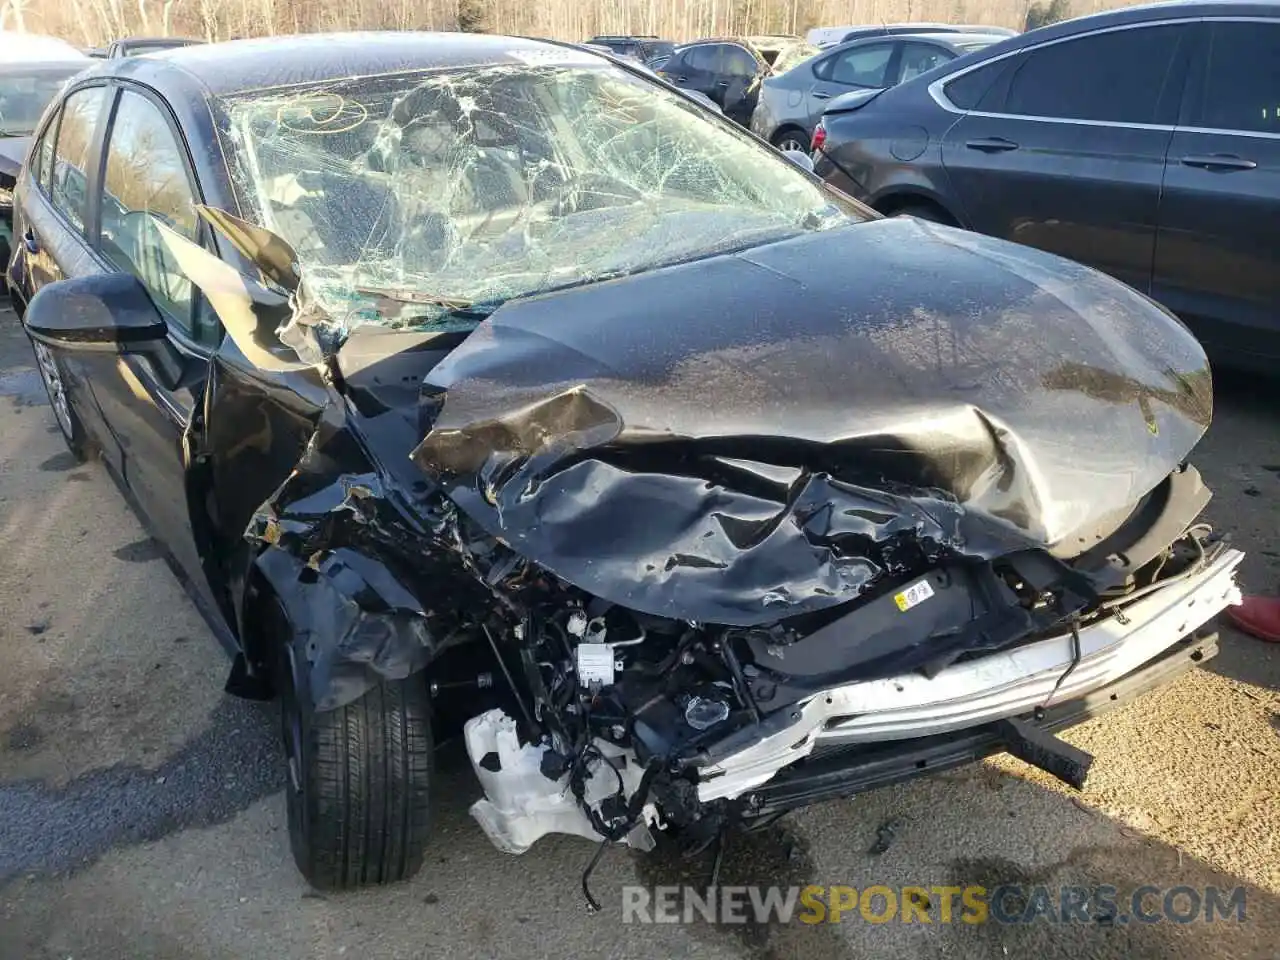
left=1, top=311, right=1278, bottom=959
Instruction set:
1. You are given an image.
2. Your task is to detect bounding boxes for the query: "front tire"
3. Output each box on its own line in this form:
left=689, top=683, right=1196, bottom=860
left=31, top=339, right=89, bottom=461
left=278, top=637, right=434, bottom=890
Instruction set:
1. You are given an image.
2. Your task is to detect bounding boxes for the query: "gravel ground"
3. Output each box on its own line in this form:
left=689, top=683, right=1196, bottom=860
left=1, top=311, right=1278, bottom=960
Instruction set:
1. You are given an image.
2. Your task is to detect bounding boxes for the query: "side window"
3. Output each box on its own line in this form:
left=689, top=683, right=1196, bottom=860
left=97, top=90, right=208, bottom=340
left=1196, top=21, right=1280, bottom=133
left=827, top=43, right=895, bottom=87
left=1003, top=25, right=1183, bottom=124
left=943, top=58, right=1010, bottom=109
left=30, top=106, right=60, bottom=190
left=688, top=45, right=722, bottom=73
left=724, top=45, right=759, bottom=77
left=49, top=86, right=108, bottom=233
left=900, top=43, right=954, bottom=83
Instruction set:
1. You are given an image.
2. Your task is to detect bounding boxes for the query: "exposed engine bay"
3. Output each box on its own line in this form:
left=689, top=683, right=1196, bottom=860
left=453, top=488, right=1237, bottom=889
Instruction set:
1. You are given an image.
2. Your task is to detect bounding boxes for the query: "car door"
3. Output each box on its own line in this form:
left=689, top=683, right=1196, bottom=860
left=806, top=40, right=899, bottom=124
left=939, top=23, right=1192, bottom=293
left=1152, top=19, right=1280, bottom=363
left=661, top=45, right=714, bottom=96
left=656, top=47, right=687, bottom=84
left=686, top=44, right=727, bottom=102
left=79, top=84, right=226, bottom=615
left=721, top=43, right=764, bottom=125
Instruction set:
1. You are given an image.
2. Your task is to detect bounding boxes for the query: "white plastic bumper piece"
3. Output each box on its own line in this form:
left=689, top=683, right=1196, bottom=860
left=697, top=548, right=1244, bottom=802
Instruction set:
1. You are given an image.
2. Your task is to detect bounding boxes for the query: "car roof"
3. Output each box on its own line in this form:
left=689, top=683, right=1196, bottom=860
left=95, top=32, right=598, bottom=99
left=1009, top=0, right=1280, bottom=40
left=934, top=0, right=1280, bottom=65
left=821, top=30, right=996, bottom=52
left=113, top=35, right=200, bottom=45
left=901, top=31, right=1006, bottom=45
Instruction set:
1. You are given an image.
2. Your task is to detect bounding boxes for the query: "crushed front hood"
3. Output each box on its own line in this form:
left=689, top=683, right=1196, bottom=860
left=411, top=217, right=1211, bottom=626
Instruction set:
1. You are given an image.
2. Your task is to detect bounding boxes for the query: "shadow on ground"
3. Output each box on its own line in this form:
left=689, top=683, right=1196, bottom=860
left=0, top=697, right=282, bottom=883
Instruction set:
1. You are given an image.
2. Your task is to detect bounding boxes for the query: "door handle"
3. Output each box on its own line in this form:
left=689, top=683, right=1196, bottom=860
left=22, top=228, right=37, bottom=254
left=965, top=137, right=1019, bottom=153
left=1180, top=154, right=1257, bottom=171
left=716, top=79, right=730, bottom=86
left=671, top=75, right=687, bottom=83
left=812, top=91, right=831, bottom=100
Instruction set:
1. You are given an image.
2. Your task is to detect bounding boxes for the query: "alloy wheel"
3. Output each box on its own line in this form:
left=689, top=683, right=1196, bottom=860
left=776, top=133, right=809, bottom=154
left=32, top=341, right=73, bottom=439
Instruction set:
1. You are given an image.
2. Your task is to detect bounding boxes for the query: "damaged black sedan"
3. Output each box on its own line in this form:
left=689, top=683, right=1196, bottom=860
left=8, top=33, right=1243, bottom=896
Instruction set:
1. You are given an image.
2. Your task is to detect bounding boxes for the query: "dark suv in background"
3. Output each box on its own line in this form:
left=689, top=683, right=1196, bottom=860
left=657, top=36, right=817, bottom=125
left=813, top=1, right=1280, bottom=370
left=584, top=35, right=675, bottom=64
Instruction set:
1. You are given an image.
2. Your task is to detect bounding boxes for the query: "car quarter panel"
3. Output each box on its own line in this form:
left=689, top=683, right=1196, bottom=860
left=815, top=94, right=962, bottom=217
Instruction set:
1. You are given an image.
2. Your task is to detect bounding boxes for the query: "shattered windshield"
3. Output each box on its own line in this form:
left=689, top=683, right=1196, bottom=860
left=218, top=58, right=855, bottom=336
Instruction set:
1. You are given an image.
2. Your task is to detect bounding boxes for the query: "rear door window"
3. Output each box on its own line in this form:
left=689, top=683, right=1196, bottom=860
left=1001, top=24, right=1184, bottom=124
left=1194, top=21, right=1280, bottom=133
left=820, top=42, right=896, bottom=87
left=688, top=45, right=723, bottom=73
left=723, top=45, right=759, bottom=77
left=49, top=85, right=108, bottom=233
left=899, top=42, right=954, bottom=83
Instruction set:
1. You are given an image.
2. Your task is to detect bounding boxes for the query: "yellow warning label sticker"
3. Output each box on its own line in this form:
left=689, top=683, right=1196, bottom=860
left=894, top=580, right=935, bottom=612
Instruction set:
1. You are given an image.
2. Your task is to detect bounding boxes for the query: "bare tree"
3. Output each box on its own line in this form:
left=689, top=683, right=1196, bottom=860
left=25, top=0, right=1148, bottom=48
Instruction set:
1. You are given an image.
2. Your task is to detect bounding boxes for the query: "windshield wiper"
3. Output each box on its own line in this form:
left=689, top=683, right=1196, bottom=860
left=353, top=285, right=475, bottom=310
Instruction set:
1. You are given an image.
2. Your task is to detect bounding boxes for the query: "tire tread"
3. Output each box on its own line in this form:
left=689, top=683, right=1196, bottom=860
left=296, top=677, right=432, bottom=890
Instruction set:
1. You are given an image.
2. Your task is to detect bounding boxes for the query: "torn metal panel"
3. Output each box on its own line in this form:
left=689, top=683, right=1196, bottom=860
left=412, top=216, right=1211, bottom=626
left=237, top=391, right=493, bottom=711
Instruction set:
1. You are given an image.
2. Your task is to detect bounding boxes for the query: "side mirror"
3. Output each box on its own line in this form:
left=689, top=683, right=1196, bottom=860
left=782, top=149, right=815, bottom=173
left=25, top=272, right=167, bottom=350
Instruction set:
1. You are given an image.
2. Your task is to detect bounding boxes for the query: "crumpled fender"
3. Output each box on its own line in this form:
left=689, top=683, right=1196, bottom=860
left=252, top=544, right=435, bottom=711
left=241, top=402, right=485, bottom=712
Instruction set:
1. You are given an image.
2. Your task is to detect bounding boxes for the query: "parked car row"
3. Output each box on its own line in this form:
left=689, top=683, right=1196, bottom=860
left=620, top=23, right=1016, bottom=141
left=811, top=0, right=1280, bottom=371
left=6, top=26, right=1244, bottom=902
left=582, top=34, right=675, bottom=65
left=752, top=30, right=1005, bottom=151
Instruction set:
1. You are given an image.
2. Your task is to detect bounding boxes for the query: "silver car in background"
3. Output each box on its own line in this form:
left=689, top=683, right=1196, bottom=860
left=752, top=31, right=1004, bottom=151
